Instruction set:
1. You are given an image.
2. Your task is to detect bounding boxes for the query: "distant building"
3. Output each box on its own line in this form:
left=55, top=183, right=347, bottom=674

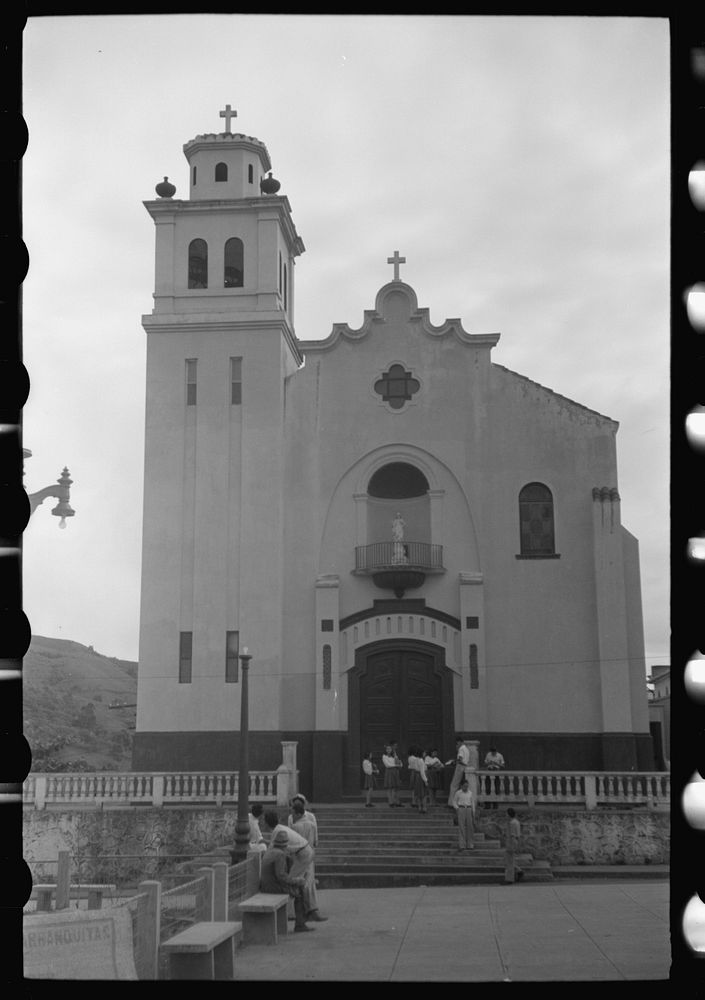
left=647, top=664, right=670, bottom=770
left=132, top=111, right=653, bottom=798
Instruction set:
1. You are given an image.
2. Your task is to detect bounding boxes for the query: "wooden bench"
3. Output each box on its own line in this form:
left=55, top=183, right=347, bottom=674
left=162, top=921, right=242, bottom=980
left=237, top=893, right=290, bottom=945
left=32, top=883, right=117, bottom=911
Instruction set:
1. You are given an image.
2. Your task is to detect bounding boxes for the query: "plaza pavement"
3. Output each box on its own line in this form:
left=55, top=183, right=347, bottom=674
left=232, top=879, right=670, bottom=982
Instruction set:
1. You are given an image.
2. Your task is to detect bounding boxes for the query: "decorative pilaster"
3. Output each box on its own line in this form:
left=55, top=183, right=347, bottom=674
left=591, top=486, right=633, bottom=742
left=458, top=572, right=487, bottom=732
left=315, top=575, right=341, bottom=729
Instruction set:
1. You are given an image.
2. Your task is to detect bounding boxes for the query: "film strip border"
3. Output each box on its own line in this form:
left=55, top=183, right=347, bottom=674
left=1, top=4, right=29, bottom=987
left=673, top=13, right=705, bottom=983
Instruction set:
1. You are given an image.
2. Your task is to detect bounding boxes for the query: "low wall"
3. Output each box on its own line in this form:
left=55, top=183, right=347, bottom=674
left=479, top=808, right=670, bottom=865
left=23, top=806, right=258, bottom=883
left=23, top=804, right=670, bottom=881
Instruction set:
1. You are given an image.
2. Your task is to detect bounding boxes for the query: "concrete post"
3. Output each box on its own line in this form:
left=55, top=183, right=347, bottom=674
left=137, top=880, right=161, bottom=980
left=277, top=741, right=299, bottom=804
left=276, top=764, right=291, bottom=806
left=212, top=862, right=229, bottom=921
left=152, top=774, right=164, bottom=808
left=197, top=867, right=215, bottom=921
left=35, top=775, right=47, bottom=811
left=245, top=850, right=261, bottom=898
left=585, top=774, right=597, bottom=810
left=55, top=850, right=70, bottom=910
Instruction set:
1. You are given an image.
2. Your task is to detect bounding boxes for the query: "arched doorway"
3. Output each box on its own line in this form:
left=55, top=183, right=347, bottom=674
left=345, top=639, right=454, bottom=794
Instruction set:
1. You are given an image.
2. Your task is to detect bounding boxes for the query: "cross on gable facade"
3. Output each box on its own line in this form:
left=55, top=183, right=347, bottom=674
left=387, top=250, right=406, bottom=281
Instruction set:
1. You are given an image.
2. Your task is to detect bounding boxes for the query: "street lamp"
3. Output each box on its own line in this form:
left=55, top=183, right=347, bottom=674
left=232, top=646, right=252, bottom=863
left=24, top=450, right=76, bottom=527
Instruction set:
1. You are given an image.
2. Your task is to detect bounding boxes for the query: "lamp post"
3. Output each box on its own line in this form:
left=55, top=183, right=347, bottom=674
left=232, top=647, right=252, bottom=863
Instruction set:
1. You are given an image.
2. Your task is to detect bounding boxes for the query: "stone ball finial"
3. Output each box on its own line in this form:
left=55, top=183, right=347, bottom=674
left=260, top=171, right=281, bottom=195
left=155, top=176, right=176, bottom=198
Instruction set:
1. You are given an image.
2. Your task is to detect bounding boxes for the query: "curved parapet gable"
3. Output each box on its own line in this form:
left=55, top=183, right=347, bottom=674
left=299, top=281, right=501, bottom=353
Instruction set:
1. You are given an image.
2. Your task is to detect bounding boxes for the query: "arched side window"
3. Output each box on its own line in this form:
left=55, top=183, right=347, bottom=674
left=248, top=164, right=254, bottom=184
left=192, top=165, right=197, bottom=186
left=283, top=261, right=288, bottom=310
left=188, top=239, right=208, bottom=289
left=519, top=483, right=555, bottom=556
left=215, top=162, right=228, bottom=182
left=224, top=238, right=244, bottom=288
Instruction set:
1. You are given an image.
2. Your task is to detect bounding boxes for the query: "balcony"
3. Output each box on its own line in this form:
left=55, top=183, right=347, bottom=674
left=353, top=541, right=444, bottom=597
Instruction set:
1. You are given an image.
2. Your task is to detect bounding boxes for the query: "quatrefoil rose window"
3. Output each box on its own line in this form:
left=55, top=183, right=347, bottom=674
left=374, top=364, right=420, bottom=410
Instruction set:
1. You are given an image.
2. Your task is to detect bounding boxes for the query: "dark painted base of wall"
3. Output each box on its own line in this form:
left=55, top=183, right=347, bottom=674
left=132, top=730, right=656, bottom=802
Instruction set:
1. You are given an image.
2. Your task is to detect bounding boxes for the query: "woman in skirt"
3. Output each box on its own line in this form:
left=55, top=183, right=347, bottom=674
left=382, top=744, right=402, bottom=807
left=409, top=746, right=429, bottom=812
left=362, top=751, right=378, bottom=807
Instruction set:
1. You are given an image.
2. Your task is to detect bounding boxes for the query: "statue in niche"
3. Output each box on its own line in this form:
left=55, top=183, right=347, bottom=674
left=391, top=512, right=408, bottom=565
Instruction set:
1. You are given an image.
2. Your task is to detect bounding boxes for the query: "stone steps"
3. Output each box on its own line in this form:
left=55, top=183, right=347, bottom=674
left=308, top=804, right=553, bottom=887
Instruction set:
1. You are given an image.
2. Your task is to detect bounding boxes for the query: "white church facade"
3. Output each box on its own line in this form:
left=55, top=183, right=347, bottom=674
left=132, top=111, right=653, bottom=799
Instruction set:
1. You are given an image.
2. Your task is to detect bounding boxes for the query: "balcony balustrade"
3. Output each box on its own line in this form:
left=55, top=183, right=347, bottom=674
left=354, top=540, right=444, bottom=597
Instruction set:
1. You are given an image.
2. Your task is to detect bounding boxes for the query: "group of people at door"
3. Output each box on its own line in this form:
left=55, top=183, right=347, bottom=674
left=362, top=743, right=462, bottom=811
left=362, top=739, right=506, bottom=811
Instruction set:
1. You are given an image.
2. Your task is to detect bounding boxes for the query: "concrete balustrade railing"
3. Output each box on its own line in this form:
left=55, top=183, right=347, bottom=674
left=471, top=770, right=670, bottom=810
left=24, top=769, right=293, bottom=809
left=23, top=766, right=669, bottom=811
left=24, top=741, right=300, bottom=810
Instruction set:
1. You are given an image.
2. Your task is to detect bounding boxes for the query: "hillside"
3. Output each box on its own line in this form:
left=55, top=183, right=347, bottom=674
left=23, top=635, right=138, bottom=772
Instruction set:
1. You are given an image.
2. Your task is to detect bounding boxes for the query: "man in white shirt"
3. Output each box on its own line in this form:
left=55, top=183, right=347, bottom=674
left=452, top=778, right=475, bottom=851
left=447, top=738, right=471, bottom=806
left=248, top=802, right=266, bottom=852
left=288, top=794, right=319, bottom=846
left=484, top=747, right=505, bottom=770
left=262, top=810, right=328, bottom=922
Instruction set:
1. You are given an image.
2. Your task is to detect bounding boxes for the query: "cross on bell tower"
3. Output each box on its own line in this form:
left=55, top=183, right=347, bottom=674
left=387, top=250, right=406, bottom=282
left=219, top=103, right=238, bottom=133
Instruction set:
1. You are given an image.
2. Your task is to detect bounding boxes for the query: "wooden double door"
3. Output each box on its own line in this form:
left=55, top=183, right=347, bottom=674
left=346, top=640, right=453, bottom=793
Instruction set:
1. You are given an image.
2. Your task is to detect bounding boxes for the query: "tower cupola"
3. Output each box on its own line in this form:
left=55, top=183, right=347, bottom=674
left=183, top=104, right=273, bottom=200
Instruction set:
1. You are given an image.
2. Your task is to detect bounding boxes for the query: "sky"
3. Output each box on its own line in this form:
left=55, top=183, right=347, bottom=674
left=21, top=14, right=669, bottom=670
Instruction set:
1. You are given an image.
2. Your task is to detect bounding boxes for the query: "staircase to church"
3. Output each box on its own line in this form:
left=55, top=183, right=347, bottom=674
left=313, top=800, right=554, bottom=888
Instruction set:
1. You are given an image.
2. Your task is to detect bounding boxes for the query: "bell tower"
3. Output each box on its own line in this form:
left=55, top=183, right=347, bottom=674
left=134, top=107, right=305, bottom=771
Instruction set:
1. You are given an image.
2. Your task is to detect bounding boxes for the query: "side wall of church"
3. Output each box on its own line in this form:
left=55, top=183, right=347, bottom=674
left=480, top=365, right=617, bottom=734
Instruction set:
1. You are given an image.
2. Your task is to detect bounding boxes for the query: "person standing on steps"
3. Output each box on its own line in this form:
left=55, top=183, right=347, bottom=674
left=452, top=777, right=476, bottom=852
left=447, top=737, right=471, bottom=806
left=424, top=748, right=444, bottom=805
left=362, top=750, right=378, bottom=807
left=504, top=807, right=525, bottom=883
left=382, top=743, right=403, bottom=807
left=391, top=741, right=405, bottom=801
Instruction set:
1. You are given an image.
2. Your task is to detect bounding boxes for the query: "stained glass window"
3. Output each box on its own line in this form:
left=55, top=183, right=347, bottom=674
left=519, top=483, right=555, bottom=555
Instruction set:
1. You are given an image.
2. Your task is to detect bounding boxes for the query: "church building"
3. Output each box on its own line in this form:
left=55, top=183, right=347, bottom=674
left=132, top=110, right=653, bottom=799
